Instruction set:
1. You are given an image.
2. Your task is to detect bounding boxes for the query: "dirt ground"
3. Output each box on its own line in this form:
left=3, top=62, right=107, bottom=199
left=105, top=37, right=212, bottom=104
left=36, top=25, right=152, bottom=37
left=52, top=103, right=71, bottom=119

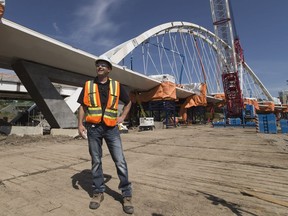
left=0, top=125, right=288, bottom=216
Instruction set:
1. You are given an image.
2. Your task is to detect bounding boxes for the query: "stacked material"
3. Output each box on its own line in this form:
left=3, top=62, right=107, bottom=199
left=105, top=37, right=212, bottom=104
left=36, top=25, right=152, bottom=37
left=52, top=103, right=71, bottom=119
left=256, top=113, right=277, bottom=134
left=279, top=119, right=288, bottom=134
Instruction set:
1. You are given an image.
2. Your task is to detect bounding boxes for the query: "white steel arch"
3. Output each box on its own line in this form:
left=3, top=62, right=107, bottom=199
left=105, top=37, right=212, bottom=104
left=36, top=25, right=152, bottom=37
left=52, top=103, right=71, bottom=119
left=104, top=21, right=273, bottom=101
left=104, top=22, right=216, bottom=64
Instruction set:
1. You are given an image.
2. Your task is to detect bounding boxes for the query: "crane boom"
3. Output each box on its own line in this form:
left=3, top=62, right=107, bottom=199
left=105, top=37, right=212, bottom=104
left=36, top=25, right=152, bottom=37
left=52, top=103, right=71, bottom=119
left=210, top=0, right=243, bottom=118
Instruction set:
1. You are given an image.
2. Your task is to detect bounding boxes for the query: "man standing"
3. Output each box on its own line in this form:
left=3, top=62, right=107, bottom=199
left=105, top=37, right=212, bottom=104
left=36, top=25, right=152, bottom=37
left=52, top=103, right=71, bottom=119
left=77, top=56, right=134, bottom=214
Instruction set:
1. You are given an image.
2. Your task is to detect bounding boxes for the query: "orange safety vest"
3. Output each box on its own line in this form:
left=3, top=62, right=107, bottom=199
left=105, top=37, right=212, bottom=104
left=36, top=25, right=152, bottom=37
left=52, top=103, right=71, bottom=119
left=83, top=79, right=120, bottom=126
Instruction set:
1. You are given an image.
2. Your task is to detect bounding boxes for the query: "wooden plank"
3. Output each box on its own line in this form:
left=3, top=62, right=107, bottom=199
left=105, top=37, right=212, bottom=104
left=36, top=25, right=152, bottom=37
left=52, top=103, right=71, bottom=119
left=241, top=189, right=288, bottom=208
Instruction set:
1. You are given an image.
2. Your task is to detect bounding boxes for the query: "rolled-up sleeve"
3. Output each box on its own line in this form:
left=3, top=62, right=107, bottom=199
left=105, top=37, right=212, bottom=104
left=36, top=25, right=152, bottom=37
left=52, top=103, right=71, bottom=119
left=120, top=84, right=131, bottom=106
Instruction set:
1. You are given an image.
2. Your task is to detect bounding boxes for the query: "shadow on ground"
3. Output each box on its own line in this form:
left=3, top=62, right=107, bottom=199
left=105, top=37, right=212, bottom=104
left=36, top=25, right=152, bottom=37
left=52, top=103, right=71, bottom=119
left=71, top=169, right=122, bottom=203
left=197, top=191, right=258, bottom=216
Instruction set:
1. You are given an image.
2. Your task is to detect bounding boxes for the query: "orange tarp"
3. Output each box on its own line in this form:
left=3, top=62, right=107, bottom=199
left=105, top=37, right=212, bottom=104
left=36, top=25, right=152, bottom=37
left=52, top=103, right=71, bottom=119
left=214, top=93, right=225, bottom=100
left=244, top=98, right=260, bottom=110
left=0, top=3, right=4, bottom=19
left=213, top=93, right=226, bottom=108
left=215, top=96, right=275, bottom=112
left=213, top=97, right=262, bottom=111
left=130, top=81, right=176, bottom=103
left=179, top=83, right=207, bottom=122
left=260, top=101, right=275, bottom=112
left=282, top=105, right=288, bottom=113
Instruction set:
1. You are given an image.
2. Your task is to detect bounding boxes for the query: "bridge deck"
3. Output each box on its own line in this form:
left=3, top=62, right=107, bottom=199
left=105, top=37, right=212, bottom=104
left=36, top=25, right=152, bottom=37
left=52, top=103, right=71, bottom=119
left=0, top=19, right=204, bottom=100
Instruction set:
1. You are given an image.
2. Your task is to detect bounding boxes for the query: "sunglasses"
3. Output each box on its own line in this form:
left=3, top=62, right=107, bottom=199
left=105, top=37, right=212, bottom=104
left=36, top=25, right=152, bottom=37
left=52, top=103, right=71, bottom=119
left=96, top=63, right=109, bottom=68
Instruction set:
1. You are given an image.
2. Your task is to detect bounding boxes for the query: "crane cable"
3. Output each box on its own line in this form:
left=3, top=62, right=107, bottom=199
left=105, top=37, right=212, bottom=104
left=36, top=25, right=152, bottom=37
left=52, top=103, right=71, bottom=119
left=192, top=36, right=207, bottom=84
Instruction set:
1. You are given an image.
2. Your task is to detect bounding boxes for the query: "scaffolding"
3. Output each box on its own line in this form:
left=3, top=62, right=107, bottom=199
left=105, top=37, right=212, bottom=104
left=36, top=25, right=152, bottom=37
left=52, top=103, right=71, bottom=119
left=142, top=100, right=177, bottom=128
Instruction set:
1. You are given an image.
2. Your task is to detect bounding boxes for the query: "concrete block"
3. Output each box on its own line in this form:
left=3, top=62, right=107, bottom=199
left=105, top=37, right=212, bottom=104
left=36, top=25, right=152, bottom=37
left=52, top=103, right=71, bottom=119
left=154, top=121, right=164, bottom=129
left=50, top=128, right=79, bottom=137
left=0, top=125, right=12, bottom=135
left=10, top=126, right=43, bottom=136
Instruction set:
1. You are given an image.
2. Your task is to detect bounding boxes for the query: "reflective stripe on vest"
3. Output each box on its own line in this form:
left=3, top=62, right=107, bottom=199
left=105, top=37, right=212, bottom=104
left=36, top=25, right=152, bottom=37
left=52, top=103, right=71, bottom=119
left=83, top=79, right=120, bottom=126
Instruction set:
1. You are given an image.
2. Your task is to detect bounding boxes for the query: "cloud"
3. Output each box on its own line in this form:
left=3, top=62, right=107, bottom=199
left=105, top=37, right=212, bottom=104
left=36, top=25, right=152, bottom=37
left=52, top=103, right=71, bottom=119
left=66, top=0, right=126, bottom=55
left=52, top=22, right=61, bottom=34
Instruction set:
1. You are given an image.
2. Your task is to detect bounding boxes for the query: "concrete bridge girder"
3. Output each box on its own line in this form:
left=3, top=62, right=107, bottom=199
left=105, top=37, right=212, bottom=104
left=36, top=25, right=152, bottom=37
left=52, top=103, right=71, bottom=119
left=12, top=60, right=92, bottom=129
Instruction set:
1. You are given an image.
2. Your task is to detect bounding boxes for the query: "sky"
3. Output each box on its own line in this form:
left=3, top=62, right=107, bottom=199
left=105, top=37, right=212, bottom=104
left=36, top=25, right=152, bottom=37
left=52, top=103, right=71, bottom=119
left=1, top=0, right=288, bottom=97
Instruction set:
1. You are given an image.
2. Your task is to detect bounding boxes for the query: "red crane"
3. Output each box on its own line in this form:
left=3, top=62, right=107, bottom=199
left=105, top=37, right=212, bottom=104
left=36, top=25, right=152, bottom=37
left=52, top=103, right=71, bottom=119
left=210, top=0, right=244, bottom=118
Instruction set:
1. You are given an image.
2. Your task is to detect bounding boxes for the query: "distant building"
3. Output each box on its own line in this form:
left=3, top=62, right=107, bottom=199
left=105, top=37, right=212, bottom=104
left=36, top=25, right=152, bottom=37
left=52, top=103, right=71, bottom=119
left=278, top=90, right=288, bottom=105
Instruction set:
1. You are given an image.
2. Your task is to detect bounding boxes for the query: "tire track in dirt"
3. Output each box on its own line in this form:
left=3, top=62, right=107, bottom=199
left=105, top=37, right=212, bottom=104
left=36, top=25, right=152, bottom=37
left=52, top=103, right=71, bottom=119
left=123, top=126, right=288, bottom=215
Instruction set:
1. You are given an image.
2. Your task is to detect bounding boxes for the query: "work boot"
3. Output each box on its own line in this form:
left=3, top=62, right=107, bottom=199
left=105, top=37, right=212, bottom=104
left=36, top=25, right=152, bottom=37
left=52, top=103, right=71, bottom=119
left=89, top=192, right=104, bottom=209
left=122, top=196, right=134, bottom=214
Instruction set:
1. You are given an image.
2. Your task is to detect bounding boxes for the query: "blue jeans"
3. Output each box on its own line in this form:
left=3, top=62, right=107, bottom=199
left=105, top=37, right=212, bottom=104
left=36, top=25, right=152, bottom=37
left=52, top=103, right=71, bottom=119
left=86, top=123, right=132, bottom=197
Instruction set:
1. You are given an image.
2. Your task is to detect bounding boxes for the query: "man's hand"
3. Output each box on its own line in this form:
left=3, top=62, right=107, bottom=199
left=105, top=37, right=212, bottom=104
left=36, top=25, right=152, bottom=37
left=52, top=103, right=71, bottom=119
left=78, top=124, right=87, bottom=139
left=78, top=105, right=87, bottom=139
left=117, top=116, right=125, bottom=124
left=117, top=101, right=132, bottom=124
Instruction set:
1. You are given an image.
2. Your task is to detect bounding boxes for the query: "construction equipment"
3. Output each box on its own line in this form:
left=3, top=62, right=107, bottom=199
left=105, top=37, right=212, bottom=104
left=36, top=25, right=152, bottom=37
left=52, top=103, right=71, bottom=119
left=139, top=117, right=155, bottom=131
left=210, top=0, right=247, bottom=125
left=135, top=91, right=155, bottom=131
